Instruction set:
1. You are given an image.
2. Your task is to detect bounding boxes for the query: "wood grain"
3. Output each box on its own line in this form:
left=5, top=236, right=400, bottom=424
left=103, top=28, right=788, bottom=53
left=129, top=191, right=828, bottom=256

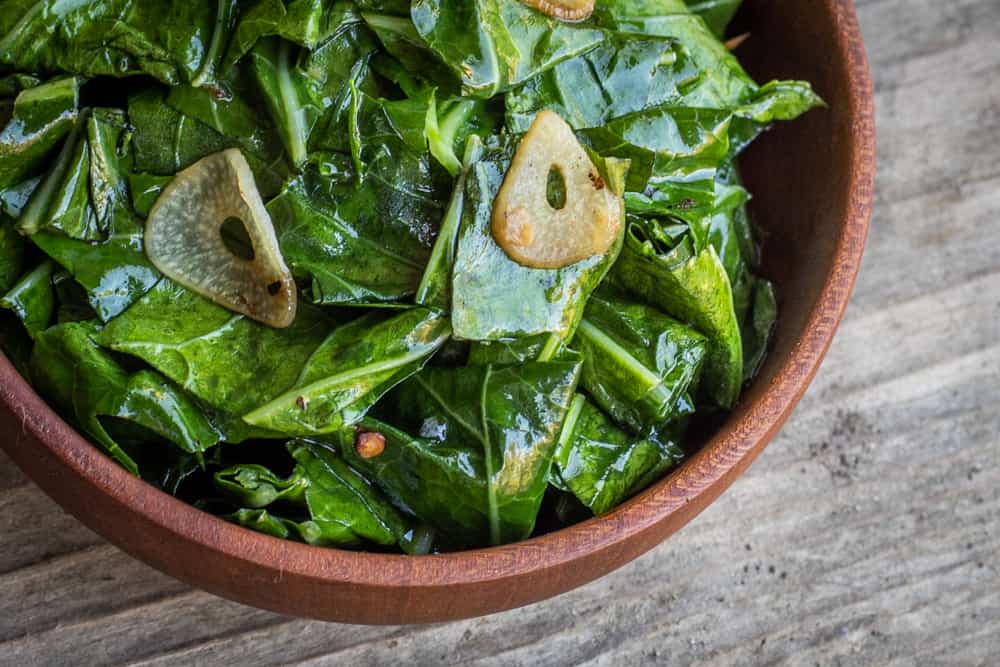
left=1, top=0, right=997, bottom=662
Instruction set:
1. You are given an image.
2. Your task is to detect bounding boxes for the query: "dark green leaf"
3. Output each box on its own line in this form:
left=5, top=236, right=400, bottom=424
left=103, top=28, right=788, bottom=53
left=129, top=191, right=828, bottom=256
left=18, top=109, right=160, bottom=322
left=554, top=395, right=684, bottom=514
left=100, top=280, right=449, bottom=435
left=219, top=440, right=411, bottom=547
left=410, top=0, right=604, bottom=98
left=415, top=135, right=483, bottom=310
left=341, top=359, right=581, bottom=547
left=0, top=1, right=235, bottom=86
left=0, top=217, right=27, bottom=293
left=682, top=0, right=742, bottom=38
left=270, top=92, right=448, bottom=306
left=0, top=76, right=80, bottom=191
left=611, top=218, right=743, bottom=407
left=573, top=289, right=706, bottom=433
left=30, top=322, right=222, bottom=475
left=741, top=276, right=776, bottom=383
left=243, top=308, right=452, bottom=434
left=128, top=87, right=285, bottom=197
left=0, top=260, right=55, bottom=338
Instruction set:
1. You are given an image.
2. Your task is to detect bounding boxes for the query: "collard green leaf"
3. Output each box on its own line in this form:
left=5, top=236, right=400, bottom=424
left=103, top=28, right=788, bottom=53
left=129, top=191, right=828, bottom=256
left=554, top=395, right=684, bottom=515
left=0, top=219, right=27, bottom=294
left=99, top=280, right=336, bottom=416
left=243, top=308, right=451, bottom=435
left=682, top=0, right=742, bottom=38
left=219, top=440, right=410, bottom=547
left=342, top=359, right=581, bottom=547
left=0, top=176, right=42, bottom=219
left=741, top=276, right=776, bottom=383
left=30, top=322, right=222, bottom=475
left=410, top=0, right=604, bottom=98
left=249, top=6, right=381, bottom=166
left=611, top=218, right=742, bottom=407
left=0, top=260, right=55, bottom=339
left=361, top=13, right=460, bottom=94
left=270, top=92, right=448, bottom=306
left=415, top=135, right=483, bottom=310
left=451, top=137, right=628, bottom=341
left=18, top=109, right=161, bottom=322
left=590, top=11, right=755, bottom=108
left=165, top=78, right=287, bottom=181
left=216, top=463, right=308, bottom=508
left=100, top=280, right=449, bottom=435
left=506, top=34, right=709, bottom=133
left=0, top=76, right=80, bottom=191
left=573, top=289, right=706, bottom=433
left=580, top=105, right=732, bottom=194
left=128, top=88, right=285, bottom=197
left=0, top=0, right=234, bottom=86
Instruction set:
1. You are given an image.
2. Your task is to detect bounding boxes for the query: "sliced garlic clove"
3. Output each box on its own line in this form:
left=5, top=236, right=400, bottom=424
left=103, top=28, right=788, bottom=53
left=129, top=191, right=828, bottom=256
left=520, top=0, right=595, bottom=21
left=492, top=110, right=622, bottom=270
left=145, top=149, right=297, bottom=328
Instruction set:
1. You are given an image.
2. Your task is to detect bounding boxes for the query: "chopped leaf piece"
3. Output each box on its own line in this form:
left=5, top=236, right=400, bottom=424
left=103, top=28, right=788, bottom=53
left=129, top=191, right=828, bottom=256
left=145, top=149, right=297, bottom=329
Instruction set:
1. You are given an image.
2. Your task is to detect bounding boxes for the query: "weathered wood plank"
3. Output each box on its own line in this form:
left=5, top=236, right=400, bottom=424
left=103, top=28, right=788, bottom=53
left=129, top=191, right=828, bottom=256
left=1, top=0, right=998, bottom=665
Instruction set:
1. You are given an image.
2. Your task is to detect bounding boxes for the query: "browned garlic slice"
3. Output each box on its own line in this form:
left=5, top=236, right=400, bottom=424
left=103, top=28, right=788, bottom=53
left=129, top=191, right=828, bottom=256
left=492, top=110, right=622, bottom=270
left=520, top=0, right=594, bottom=21
left=145, top=149, right=297, bottom=328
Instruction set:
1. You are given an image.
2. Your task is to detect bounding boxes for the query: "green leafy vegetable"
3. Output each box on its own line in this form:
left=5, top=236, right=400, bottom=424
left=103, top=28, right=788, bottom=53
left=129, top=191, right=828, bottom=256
left=270, top=91, right=448, bottom=306
left=341, top=359, right=581, bottom=547
left=554, top=395, right=684, bottom=514
left=1, top=260, right=55, bottom=338
left=410, top=0, right=605, bottom=98
left=611, top=218, right=742, bottom=407
left=18, top=108, right=161, bottom=322
left=100, top=280, right=449, bottom=435
left=0, top=0, right=235, bottom=86
left=573, top=289, right=707, bottom=433
left=0, top=76, right=79, bottom=191
left=218, top=440, right=410, bottom=547
left=30, top=322, right=221, bottom=475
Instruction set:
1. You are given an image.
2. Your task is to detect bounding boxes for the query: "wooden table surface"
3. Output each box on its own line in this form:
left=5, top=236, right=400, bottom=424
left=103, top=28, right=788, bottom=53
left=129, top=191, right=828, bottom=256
left=3, top=1, right=998, bottom=664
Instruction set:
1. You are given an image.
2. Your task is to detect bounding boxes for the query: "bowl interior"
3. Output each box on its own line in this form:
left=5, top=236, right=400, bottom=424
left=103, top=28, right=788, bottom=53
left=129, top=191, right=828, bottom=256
left=0, top=0, right=873, bottom=624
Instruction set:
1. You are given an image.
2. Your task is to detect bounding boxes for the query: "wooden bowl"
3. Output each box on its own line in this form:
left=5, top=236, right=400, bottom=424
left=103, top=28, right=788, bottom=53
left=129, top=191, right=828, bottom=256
left=0, top=0, right=874, bottom=624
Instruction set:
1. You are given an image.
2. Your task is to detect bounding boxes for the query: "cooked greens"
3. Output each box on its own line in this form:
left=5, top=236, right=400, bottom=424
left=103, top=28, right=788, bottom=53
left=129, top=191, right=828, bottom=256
left=0, top=0, right=821, bottom=552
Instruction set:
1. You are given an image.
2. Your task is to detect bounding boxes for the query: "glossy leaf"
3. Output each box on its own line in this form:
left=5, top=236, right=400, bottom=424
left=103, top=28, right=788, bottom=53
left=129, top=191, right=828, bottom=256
left=554, top=395, right=684, bottom=515
left=219, top=440, right=411, bottom=547
left=683, top=0, right=742, bottom=38
left=0, top=0, right=235, bottom=86
left=573, top=289, right=707, bottom=433
left=270, top=92, right=448, bottom=306
left=18, top=109, right=161, bottom=322
left=741, top=276, right=776, bottom=383
left=129, top=88, right=285, bottom=197
left=451, top=137, right=628, bottom=341
left=0, top=76, right=80, bottom=191
left=100, top=280, right=449, bottom=435
left=30, top=322, right=222, bottom=475
left=0, top=218, right=27, bottom=293
left=611, top=218, right=743, bottom=408
left=243, top=308, right=452, bottom=434
left=0, top=260, right=55, bottom=338
left=341, top=359, right=581, bottom=547
left=410, top=0, right=605, bottom=98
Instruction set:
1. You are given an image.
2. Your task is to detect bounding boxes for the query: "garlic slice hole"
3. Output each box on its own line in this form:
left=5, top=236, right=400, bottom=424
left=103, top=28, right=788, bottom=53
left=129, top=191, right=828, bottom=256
left=220, top=216, right=256, bottom=262
left=145, top=149, right=297, bottom=328
left=492, top=111, right=622, bottom=270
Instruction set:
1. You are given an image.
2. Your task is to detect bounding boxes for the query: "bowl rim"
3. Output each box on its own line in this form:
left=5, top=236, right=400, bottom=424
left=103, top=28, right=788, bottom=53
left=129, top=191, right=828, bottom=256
left=0, top=0, right=875, bottom=619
